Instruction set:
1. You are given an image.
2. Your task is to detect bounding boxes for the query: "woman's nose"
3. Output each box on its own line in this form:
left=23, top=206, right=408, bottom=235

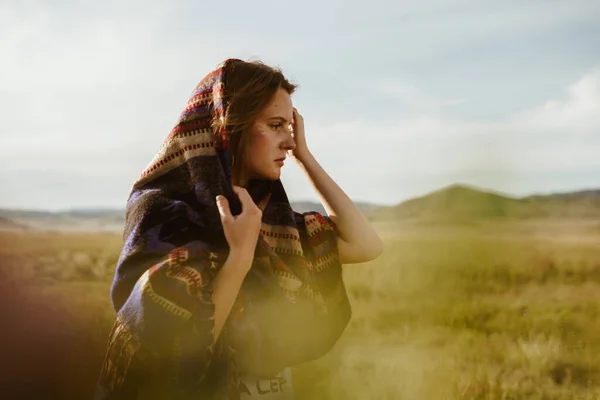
left=282, top=129, right=296, bottom=150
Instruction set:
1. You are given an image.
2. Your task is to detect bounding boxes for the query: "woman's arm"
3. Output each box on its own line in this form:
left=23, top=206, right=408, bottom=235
left=290, top=109, right=383, bottom=264
left=210, top=248, right=253, bottom=342
left=211, top=186, right=263, bottom=342
left=295, top=151, right=383, bottom=264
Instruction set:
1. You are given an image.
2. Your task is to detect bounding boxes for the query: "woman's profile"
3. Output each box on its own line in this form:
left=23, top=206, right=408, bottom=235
left=94, top=58, right=383, bottom=399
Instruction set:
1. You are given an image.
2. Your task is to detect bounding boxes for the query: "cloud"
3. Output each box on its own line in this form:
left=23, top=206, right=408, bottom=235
left=3, top=64, right=599, bottom=208
left=510, top=70, right=600, bottom=137
left=375, top=81, right=467, bottom=112
left=296, top=69, right=600, bottom=180
left=1, top=0, right=599, bottom=209
left=277, top=70, right=600, bottom=204
left=0, top=0, right=308, bottom=164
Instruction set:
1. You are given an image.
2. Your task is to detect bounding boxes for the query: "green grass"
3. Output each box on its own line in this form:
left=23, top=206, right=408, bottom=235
left=293, top=221, right=600, bottom=399
left=2, top=220, right=600, bottom=399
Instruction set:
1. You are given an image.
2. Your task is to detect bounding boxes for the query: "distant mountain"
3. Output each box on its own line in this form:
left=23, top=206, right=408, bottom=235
left=290, top=201, right=327, bottom=215
left=0, top=208, right=124, bottom=232
left=0, top=200, right=381, bottom=232
left=369, top=184, right=516, bottom=220
left=291, top=201, right=379, bottom=215
left=0, top=216, right=28, bottom=230
left=369, top=184, right=600, bottom=221
left=4, top=183, right=599, bottom=230
left=518, top=188, right=600, bottom=219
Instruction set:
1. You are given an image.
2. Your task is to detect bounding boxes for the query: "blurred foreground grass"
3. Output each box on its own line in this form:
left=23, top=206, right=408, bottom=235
left=2, top=219, right=600, bottom=399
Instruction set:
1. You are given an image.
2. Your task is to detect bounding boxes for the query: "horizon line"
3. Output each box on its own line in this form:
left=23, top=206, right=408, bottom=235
left=1, top=182, right=599, bottom=213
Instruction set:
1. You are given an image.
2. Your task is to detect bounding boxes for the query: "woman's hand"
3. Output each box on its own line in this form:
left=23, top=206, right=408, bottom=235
left=216, top=186, right=262, bottom=260
left=290, top=108, right=311, bottom=162
left=212, top=186, right=260, bottom=341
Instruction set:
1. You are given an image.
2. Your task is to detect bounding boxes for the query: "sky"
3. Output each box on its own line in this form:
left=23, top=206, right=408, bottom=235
left=1, top=0, right=599, bottom=211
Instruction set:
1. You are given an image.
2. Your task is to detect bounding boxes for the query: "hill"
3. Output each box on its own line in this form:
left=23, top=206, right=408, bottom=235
left=0, top=201, right=380, bottom=232
left=291, top=201, right=379, bottom=215
left=0, top=209, right=124, bottom=232
left=369, top=184, right=600, bottom=221
left=0, top=216, right=28, bottom=231
left=3, top=184, right=599, bottom=229
left=518, top=189, right=600, bottom=218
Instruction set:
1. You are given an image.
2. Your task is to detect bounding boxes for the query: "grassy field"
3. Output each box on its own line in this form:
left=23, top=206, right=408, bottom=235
left=2, top=219, right=600, bottom=399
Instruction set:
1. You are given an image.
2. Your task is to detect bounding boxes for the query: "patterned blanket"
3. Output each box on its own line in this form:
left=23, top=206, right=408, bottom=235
left=95, top=58, right=351, bottom=400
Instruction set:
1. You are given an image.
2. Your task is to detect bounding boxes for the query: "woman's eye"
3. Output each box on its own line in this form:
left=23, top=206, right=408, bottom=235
left=270, top=124, right=282, bottom=130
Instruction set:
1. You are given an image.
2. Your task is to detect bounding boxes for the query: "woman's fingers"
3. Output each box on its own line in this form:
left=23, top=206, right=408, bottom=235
left=216, top=195, right=232, bottom=222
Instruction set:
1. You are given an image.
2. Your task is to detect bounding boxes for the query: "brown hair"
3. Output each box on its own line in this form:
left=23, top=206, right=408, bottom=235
left=213, top=59, right=297, bottom=186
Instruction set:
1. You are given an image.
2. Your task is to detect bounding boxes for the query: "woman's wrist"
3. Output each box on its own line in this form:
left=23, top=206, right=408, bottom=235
left=226, top=246, right=255, bottom=270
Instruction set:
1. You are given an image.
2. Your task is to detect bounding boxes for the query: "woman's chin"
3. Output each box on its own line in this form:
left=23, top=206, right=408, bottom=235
left=252, top=170, right=280, bottom=181
left=266, top=166, right=282, bottom=180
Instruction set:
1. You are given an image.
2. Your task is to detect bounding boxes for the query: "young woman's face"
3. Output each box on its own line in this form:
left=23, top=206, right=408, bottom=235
left=244, top=88, right=296, bottom=181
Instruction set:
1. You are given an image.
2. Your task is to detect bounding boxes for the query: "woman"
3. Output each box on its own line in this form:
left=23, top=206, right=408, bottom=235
left=95, top=58, right=383, bottom=399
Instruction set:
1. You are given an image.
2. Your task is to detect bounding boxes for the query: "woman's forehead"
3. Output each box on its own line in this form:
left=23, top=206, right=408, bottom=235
left=260, top=89, right=293, bottom=121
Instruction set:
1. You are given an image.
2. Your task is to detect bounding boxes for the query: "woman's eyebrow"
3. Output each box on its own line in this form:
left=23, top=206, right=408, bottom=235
left=267, top=116, right=290, bottom=123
